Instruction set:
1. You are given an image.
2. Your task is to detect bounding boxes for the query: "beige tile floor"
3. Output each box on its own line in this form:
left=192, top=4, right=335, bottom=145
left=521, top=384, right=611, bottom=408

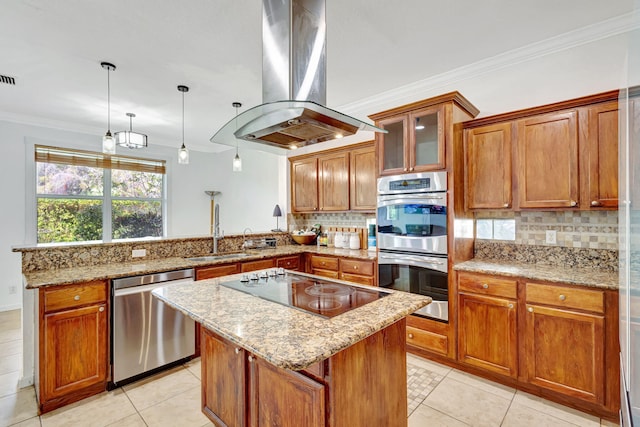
left=0, top=309, right=620, bottom=427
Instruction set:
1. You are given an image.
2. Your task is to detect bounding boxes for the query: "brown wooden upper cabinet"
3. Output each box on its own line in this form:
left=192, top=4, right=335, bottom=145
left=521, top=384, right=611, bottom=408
left=462, top=90, right=619, bottom=211
left=370, top=92, right=479, bottom=177
left=516, top=110, right=580, bottom=209
left=290, top=142, right=376, bottom=213
left=464, top=122, right=513, bottom=209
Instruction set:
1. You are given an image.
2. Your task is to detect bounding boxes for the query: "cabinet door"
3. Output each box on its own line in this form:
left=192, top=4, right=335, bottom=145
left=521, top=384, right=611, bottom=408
left=410, top=105, right=445, bottom=172
left=580, top=101, right=618, bottom=209
left=291, top=157, right=318, bottom=212
left=241, top=259, right=276, bottom=272
left=42, top=304, right=107, bottom=400
left=349, top=144, right=376, bottom=210
left=465, top=123, right=512, bottom=209
left=276, top=255, right=301, bottom=271
left=196, top=263, right=240, bottom=280
left=377, top=115, right=408, bottom=176
left=249, top=356, right=325, bottom=427
left=523, top=304, right=605, bottom=403
left=201, top=329, right=247, bottom=426
left=318, top=152, right=349, bottom=211
left=458, top=293, right=517, bottom=378
left=516, top=111, right=579, bottom=208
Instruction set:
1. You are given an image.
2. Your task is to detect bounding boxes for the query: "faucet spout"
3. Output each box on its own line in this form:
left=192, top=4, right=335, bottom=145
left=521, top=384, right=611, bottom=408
left=213, top=204, right=222, bottom=253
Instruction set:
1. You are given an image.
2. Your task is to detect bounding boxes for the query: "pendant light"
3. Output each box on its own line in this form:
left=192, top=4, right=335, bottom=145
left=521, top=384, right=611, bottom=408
left=101, top=62, right=116, bottom=154
left=177, top=85, right=189, bottom=165
left=232, top=102, right=242, bottom=172
left=115, top=112, right=148, bottom=149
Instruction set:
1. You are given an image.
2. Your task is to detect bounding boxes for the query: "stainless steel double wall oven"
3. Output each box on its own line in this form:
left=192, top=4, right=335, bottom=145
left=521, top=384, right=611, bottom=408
left=377, top=172, right=449, bottom=321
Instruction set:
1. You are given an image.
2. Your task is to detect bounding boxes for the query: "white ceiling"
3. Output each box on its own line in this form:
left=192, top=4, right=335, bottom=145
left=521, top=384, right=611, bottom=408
left=0, top=0, right=634, bottom=153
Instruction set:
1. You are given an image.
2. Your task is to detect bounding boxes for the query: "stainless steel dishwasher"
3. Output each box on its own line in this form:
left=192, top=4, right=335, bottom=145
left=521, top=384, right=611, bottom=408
left=111, top=269, right=195, bottom=387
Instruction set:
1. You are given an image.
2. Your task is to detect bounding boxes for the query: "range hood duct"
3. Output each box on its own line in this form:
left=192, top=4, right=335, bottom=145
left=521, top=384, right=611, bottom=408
left=211, top=0, right=385, bottom=151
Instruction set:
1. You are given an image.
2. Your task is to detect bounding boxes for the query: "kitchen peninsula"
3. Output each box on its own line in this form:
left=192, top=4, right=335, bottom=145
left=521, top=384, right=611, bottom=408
left=152, top=270, right=431, bottom=427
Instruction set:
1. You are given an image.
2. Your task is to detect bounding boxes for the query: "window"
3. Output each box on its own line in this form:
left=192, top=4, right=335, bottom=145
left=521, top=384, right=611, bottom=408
left=35, top=145, right=165, bottom=243
left=476, top=218, right=516, bottom=241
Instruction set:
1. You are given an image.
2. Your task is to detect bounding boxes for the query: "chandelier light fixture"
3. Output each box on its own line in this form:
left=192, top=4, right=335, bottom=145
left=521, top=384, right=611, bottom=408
left=101, top=61, right=116, bottom=154
left=232, top=102, right=242, bottom=172
left=115, top=112, right=148, bottom=149
left=177, top=85, right=190, bottom=165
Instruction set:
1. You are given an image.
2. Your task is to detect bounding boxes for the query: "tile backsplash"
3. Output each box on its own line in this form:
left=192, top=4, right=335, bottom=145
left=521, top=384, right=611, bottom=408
left=475, top=210, right=618, bottom=251
left=289, top=212, right=375, bottom=232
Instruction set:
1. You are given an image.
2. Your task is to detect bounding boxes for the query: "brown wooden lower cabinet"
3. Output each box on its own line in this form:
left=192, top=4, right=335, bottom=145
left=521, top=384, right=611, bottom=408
left=406, top=314, right=452, bottom=358
left=201, top=319, right=407, bottom=427
left=38, top=281, right=109, bottom=413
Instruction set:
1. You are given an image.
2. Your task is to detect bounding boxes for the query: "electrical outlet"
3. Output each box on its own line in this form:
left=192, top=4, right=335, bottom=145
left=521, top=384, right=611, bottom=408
left=132, top=249, right=147, bottom=258
left=545, top=230, right=557, bottom=245
left=9, top=285, right=17, bottom=295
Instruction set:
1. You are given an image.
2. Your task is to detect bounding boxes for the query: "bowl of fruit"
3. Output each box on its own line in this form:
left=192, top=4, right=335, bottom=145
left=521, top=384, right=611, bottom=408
left=291, top=229, right=318, bottom=245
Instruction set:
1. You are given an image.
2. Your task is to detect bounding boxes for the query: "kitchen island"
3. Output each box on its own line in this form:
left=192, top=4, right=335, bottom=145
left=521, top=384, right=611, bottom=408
left=152, top=270, right=431, bottom=427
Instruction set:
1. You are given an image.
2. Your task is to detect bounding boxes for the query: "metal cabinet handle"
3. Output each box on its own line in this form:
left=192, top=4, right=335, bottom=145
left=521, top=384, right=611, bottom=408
left=248, top=355, right=254, bottom=363
left=591, top=200, right=602, bottom=207
left=482, top=283, right=489, bottom=289
left=99, top=306, right=105, bottom=312
left=353, top=266, right=358, bottom=270
left=559, top=294, right=566, bottom=301
left=409, top=167, right=414, bottom=172
left=404, top=168, right=408, bottom=172
left=74, top=295, right=80, bottom=301
left=408, top=333, right=414, bottom=339
left=234, top=348, right=240, bottom=354
left=570, top=200, right=578, bottom=207
left=503, top=203, right=510, bottom=208
left=527, top=307, right=534, bottom=313
left=508, top=304, right=514, bottom=309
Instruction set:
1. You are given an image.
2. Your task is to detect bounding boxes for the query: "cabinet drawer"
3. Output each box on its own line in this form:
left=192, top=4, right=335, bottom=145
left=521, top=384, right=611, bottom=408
left=458, top=272, right=517, bottom=299
left=277, top=256, right=301, bottom=270
left=43, top=281, right=107, bottom=313
left=196, top=263, right=240, bottom=280
left=340, top=259, right=375, bottom=276
left=241, top=259, right=276, bottom=272
left=406, top=326, right=448, bottom=356
left=525, top=282, right=604, bottom=314
left=311, top=269, right=340, bottom=279
left=310, top=255, right=339, bottom=271
left=340, top=273, right=375, bottom=286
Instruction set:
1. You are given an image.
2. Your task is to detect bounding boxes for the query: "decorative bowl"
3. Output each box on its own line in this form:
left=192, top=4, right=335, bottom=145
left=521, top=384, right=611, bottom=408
left=291, top=233, right=317, bottom=245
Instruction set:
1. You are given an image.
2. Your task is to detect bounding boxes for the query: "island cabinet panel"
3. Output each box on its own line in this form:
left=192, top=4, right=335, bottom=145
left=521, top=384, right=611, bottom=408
left=464, top=122, right=512, bottom=210
left=318, top=151, right=350, bottom=211
left=39, top=280, right=108, bottom=413
left=201, top=329, right=247, bottom=426
left=291, top=157, right=319, bottom=212
left=249, top=357, right=325, bottom=427
left=515, top=111, right=579, bottom=209
left=349, top=144, right=377, bottom=211
left=579, top=101, right=619, bottom=209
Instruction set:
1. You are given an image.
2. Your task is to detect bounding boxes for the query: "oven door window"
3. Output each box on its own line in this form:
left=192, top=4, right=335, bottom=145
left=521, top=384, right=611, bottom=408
left=377, top=201, right=446, bottom=238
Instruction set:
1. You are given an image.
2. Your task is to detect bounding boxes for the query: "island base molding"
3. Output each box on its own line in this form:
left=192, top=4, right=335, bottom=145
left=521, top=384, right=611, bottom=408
left=201, top=318, right=408, bottom=427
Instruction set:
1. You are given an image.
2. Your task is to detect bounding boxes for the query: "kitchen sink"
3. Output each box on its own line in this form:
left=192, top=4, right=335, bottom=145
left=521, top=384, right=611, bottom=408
left=186, top=253, right=253, bottom=262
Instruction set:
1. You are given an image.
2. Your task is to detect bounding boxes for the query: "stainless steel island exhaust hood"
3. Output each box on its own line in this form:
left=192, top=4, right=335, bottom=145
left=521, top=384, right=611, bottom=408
left=210, top=0, right=385, bottom=151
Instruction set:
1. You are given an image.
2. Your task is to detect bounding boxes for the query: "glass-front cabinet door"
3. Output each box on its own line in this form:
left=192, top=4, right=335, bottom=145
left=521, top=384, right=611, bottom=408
left=410, top=105, right=445, bottom=172
left=377, top=115, right=408, bottom=176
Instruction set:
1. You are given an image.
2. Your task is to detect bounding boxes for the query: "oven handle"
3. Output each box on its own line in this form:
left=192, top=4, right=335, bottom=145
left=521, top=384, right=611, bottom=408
left=376, top=194, right=446, bottom=207
left=378, top=253, right=448, bottom=273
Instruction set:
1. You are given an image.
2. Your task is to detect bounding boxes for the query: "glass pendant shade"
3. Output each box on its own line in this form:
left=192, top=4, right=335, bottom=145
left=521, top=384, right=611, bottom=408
left=178, top=143, right=189, bottom=164
left=233, top=152, right=242, bottom=172
left=101, top=61, right=116, bottom=154
left=115, top=113, right=148, bottom=149
left=102, top=131, right=116, bottom=154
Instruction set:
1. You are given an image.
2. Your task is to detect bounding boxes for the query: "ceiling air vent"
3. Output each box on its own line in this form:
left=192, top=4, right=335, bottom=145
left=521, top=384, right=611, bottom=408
left=0, top=75, right=16, bottom=85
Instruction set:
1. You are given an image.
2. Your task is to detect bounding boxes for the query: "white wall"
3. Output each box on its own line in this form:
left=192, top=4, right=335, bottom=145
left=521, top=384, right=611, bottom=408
left=0, top=120, right=285, bottom=312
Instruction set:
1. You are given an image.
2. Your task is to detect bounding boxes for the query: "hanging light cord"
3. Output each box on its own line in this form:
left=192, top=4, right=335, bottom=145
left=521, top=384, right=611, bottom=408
left=235, top=104, right=239, bottom=154
left=182, top=91, right=185, bottom=147
left=106, top=67, right=111, bottom=132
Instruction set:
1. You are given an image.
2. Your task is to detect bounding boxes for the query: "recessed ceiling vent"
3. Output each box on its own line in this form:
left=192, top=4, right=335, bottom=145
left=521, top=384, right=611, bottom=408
left=0, top=75, right=16, bottom=85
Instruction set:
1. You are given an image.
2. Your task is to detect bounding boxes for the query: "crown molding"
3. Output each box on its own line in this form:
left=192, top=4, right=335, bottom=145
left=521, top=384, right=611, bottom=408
left=339, top=12, right=640, bottom=118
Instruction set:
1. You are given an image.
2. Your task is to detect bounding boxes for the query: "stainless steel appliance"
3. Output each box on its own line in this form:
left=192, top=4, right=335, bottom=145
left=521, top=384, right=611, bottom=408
left=220, top=270, right=390, bottom=318
left=377, top=172, right=449, bottom=321
left=111, top=269, right=195, bottom=387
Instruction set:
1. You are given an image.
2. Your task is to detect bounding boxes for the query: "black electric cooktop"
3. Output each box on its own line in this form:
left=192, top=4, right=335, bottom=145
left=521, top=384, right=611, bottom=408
left=220, top=271, right=390, bottom=318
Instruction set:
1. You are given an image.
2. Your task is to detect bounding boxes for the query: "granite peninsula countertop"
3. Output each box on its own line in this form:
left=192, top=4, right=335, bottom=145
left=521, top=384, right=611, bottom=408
left=151, top=271, right=431, bottom=370
left=454, top=259, right=619, bottom=290
left=22, top=245, right=376, bottom=289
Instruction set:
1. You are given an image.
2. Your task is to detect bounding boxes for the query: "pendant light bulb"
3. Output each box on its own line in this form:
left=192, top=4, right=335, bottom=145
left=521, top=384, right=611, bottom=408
left=232, top=102, right=242, bottom=172
left=177, top=85, right=190, bottom=165
left=101, top=62, right=117, bottom=154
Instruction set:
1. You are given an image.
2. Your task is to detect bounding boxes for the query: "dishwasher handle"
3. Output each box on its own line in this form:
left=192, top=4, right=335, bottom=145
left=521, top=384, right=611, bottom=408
left=113, top=269, right=194, bottom=290
left=114, top=278, right=194, bottom=297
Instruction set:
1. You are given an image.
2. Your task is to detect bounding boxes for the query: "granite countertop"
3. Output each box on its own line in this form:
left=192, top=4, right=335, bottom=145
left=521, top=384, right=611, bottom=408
left=22, top=245, right=376, bottom=289
left=152, top=271, right=431, bottom=371
left=454, top=259, right=619, bottom=290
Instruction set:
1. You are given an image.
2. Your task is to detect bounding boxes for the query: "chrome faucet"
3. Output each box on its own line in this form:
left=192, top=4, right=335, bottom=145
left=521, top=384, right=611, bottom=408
left=242, top=227, right=253, bottom=249
left=213, top=204, right=223, bottom=253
